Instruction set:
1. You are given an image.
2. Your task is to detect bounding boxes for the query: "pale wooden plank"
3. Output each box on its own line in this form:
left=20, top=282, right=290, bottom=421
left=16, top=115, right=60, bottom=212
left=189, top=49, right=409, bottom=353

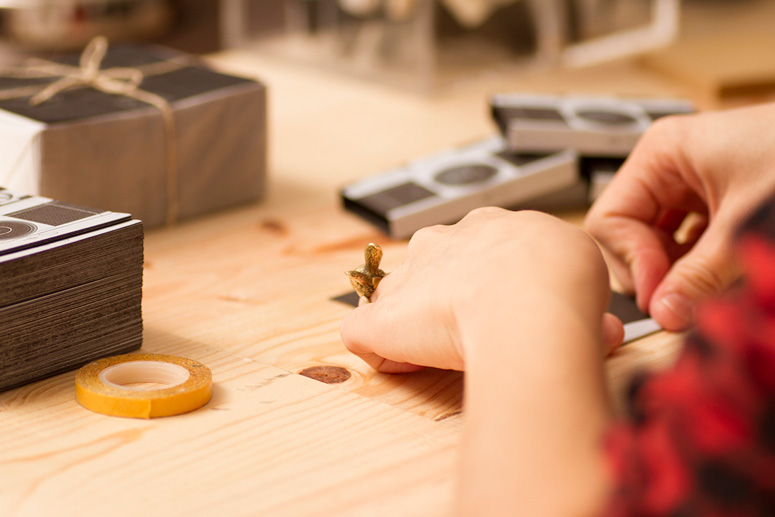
left=1, top=347, right=457, bottom=517
left=0, top=45, right=708, bottom=517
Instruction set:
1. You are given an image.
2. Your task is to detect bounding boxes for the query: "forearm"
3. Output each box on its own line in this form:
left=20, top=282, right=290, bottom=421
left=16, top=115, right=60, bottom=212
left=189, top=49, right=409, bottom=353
left=456, top=293, right=612, bottom=516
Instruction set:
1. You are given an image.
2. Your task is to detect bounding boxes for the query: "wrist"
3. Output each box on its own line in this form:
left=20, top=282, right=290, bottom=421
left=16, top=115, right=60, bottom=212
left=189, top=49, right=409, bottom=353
left=455, top=286, right=608, bottom=368
left=457, top=291, right=612, bottom=516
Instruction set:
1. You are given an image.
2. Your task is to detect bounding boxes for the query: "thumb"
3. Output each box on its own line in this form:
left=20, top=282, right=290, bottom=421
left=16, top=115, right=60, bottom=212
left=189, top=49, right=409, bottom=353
left=340, top=305, right=425, bottom=373
left=649, top=213, right=740, bottom=331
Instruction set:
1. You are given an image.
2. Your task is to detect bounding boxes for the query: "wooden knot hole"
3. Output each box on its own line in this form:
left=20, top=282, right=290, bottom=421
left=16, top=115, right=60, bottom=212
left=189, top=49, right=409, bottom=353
left=299, top=366, right=351, bottom=384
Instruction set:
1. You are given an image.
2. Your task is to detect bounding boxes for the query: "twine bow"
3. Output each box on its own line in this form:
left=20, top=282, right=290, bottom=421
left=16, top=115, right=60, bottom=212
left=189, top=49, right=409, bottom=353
left=0, top=36, right=188, bottom=226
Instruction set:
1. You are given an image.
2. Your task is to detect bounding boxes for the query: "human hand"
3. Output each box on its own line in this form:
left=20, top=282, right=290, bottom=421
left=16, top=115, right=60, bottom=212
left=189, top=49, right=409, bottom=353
left=340, top=208, right=623, bottom=373
left=585, top=103, right=775, bottom=331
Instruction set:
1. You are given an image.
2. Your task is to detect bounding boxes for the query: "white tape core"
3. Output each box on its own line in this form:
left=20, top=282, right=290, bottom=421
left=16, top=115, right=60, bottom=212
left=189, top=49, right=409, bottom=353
left=99, top=361, right=191, bottom=391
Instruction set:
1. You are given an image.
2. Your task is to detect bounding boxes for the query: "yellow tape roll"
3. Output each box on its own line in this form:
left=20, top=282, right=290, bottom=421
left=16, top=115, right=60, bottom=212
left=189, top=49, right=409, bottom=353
left=75, top=353, right=212, bottom=419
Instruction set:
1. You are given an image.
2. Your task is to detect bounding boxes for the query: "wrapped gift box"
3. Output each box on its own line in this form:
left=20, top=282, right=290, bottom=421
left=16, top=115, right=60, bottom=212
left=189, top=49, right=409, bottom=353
left=0, top=39, right=267, bottom=228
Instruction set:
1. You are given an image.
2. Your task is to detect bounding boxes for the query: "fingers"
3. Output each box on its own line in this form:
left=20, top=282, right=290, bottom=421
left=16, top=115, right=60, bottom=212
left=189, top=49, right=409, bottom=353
left=587, top=207, right=674, bottom=311
left=340, top=298, right=427, bottom=373
left=590, top=187, right=741, bottom=331
left=602, top=313, right=624, bottom=355
left=585, top=114, right=711, bottom=315
left=343, top=208, right=617, bottom=373
left=373, top=360, right=426, bottom=374
left=340, top=303, right=386, bottom=369
left=649, top=210, right=740, bottom=330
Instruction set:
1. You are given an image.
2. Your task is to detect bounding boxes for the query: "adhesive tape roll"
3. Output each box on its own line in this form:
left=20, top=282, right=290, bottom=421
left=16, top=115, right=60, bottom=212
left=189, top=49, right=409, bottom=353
left=75, top=353, right=212, bottom=418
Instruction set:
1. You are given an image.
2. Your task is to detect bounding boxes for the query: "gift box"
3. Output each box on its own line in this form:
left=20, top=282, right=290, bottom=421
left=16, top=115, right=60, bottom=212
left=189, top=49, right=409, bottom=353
left=0, top=37, right=267, bottom=228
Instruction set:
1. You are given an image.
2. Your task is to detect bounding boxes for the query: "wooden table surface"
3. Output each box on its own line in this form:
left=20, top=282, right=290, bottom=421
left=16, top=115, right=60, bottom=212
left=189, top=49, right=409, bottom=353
left=1, top=49, right=711, bottom=516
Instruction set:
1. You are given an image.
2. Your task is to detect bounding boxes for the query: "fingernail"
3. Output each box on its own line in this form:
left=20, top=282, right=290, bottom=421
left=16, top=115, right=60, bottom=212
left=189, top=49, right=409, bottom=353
left=657, top=292, right=694, bottom=329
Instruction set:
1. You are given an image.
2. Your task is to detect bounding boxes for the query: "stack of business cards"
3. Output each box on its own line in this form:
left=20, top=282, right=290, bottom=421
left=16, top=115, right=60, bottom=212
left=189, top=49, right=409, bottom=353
left=490, top=93, right=695, bottom=202
left=0, top=188, right=143, bottom=392
left=342, top=94, right=695, bottom=239
left=490, top=94, right=695, bottom=156
left=341, top=136, right=579, bottom=239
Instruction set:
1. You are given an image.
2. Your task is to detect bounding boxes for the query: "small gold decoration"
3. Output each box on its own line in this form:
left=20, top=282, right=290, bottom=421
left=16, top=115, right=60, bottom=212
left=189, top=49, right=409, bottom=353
left=345, top=243, right=386, bottom=301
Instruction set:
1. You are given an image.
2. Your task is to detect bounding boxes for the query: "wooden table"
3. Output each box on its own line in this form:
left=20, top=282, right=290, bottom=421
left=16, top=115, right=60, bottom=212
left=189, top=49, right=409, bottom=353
left=2, top=50, right=703, bottom=516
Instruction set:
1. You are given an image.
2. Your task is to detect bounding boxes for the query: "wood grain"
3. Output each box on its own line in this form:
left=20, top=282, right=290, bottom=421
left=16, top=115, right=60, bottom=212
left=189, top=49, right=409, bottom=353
left=0, top=47, right=700, bottom=515
left=2, top=347, right=457, bottom=516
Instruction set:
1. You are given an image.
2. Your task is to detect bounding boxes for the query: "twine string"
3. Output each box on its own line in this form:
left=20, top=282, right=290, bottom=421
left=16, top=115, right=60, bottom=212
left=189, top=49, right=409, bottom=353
left=0, top=36, right=184, bottom=225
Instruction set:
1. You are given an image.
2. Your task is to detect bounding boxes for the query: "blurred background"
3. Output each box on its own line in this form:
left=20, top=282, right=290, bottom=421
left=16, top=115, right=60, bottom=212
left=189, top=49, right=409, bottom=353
left=0, top=0, right=772, bottom=103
